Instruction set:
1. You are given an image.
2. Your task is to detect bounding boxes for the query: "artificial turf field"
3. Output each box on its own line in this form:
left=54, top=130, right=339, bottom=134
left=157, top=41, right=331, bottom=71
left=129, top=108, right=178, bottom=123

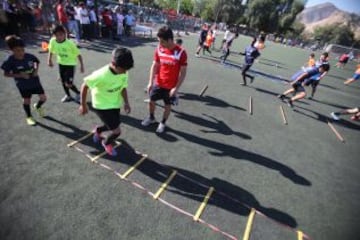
left=0, top=32, right=359, bottom=240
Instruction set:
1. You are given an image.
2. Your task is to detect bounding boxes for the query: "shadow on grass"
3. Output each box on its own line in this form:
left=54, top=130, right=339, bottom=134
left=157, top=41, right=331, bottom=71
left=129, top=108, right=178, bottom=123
left=179, top=93, right=246, bottom=111
left=36, top=114, right=307, bottom=228
left=293, top=105, right=360, bottom=131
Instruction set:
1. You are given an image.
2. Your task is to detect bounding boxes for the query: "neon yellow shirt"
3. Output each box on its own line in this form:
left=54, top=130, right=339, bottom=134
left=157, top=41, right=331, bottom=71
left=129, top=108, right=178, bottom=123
left=48, top=38, right=80, bottom=65
left=84, top=65, right=128, bottom=110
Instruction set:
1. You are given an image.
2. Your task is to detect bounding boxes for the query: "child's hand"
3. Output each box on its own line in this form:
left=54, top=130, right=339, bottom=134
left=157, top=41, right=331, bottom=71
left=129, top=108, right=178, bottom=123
left=124, top=103, right=131, bottom=114
left=78, top=105, right=88, bottom=115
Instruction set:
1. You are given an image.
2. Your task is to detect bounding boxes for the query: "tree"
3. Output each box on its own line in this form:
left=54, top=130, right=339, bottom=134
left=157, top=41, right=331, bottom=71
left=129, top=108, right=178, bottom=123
left=313, top=24, right=355, bottom=47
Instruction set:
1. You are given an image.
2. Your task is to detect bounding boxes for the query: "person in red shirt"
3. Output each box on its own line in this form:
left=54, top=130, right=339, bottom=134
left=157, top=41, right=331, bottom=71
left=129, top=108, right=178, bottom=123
left=142, top=26, right=188, bottom=133
left=56, top=0, right=68, bottom=27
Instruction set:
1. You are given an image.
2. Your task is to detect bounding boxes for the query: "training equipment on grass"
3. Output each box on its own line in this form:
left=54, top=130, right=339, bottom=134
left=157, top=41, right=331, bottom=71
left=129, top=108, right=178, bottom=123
left=193, top=186, right=215, bottom=221
left=243, top=208, right=256, bottom=240
left=249, top=96, right=253, bottom=115
left=91, top=141, right=122, bottom=162
left=67, top=132, right=93, bottom=147
left=67, top=133, right=312, bottom=240
left=199, top=85, right=208, bottom=97
left=280, top=106, right=288, bottom=125
left=153, top=170, right=177, bottom=200
left=297, top=230, right=304, bottom=240
left=120, top=155, right=147, bottom=179
left=327, top=121, right=345, bottom=142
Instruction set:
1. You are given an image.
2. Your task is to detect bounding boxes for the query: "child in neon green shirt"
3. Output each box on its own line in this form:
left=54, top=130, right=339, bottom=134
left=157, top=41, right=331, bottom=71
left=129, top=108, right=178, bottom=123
left=48, top=25, right=84, bottom=103
left=79, top=47, right=134, bottom=156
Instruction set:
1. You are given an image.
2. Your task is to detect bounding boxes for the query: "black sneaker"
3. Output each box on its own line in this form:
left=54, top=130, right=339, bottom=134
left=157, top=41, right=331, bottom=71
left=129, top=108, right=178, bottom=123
left=286, top=99, right=294, bottom=108
left=250, top=76, right=255, bottom=83
left=277, top=94, right=285, bottom=101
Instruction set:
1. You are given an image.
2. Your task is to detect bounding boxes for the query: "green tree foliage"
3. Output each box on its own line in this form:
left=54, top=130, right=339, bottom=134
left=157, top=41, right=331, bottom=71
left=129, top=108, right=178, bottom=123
left=313, top=24, right=355, bottom=47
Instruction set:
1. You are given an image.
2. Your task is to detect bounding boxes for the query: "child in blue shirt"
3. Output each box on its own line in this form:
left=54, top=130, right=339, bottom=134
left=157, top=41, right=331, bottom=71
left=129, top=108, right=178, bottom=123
left=1, top=35, right=47, bottom=125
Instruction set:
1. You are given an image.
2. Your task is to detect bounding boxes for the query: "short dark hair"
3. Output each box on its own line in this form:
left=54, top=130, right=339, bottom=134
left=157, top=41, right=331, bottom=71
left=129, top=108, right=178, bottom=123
left=310, top=53, right=315, bottom=57
left=322, top=52, right=329, bottom=58
left=157, top=26, right=173, bottom=41
left=112, top=47, right=134, bottom=70
left=175, top=38, right=183, bottom=45
left=320, top=63, right=330, bottom=71
left=5, top=35, right=25, bottom=49
left=52, top=25, right=67, bottom=35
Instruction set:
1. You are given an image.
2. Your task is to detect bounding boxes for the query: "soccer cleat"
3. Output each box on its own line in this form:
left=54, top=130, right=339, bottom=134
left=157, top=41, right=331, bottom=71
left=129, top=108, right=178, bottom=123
left=143, top=98, right=150, bottom=103
left=101, top=140, right=117, bottom=156
left=61, top=95, right=72, bottom=102
left=33, top=103, right=45, bottom=117
left=195, top=53, right=200, bottom=57
left=92, top=127, right=101, bottom=143
left=156, top=122, right=166, bottom=133
left=26, top=117, right=36, bottom=126
left=141, top=116, right=156, bottom=126
left=330, top=112, right=340, bottom=121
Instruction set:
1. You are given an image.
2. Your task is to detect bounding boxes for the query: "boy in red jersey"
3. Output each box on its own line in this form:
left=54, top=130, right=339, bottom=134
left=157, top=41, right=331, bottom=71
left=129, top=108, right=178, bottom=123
left=142, top=26, right=188, bottom=133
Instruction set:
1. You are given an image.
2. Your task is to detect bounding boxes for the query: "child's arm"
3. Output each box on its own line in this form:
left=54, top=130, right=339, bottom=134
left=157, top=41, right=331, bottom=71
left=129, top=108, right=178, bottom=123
left=148, top=61, right=159, bottom=92
left=121, top=88, right=131, bottom=114
left=79, top=83, right=89, bottom=115
left=4, top=71, right=30, bottom=79
left=78, top=55, right=84, bottom=73
left=47, top=52, right=54, bottom=67
left=32, top=61, right=39, bottom=77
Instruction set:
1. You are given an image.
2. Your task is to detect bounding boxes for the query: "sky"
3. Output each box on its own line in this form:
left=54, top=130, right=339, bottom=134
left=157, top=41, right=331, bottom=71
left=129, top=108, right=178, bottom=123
left=305, top=0, right=360, bottom=14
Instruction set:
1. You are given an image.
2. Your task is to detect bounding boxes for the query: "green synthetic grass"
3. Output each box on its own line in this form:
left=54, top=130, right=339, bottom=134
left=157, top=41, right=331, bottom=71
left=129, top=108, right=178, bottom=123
left=0, top=33, right=359, bottom=240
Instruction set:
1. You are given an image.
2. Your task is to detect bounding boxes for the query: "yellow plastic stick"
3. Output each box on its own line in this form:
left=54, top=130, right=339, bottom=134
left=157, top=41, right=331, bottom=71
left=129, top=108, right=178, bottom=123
left=67, top=132, right=93, bottom=147
left=193, top=187, right=215, bottom=221
left=153, top=170, right=177, bottom=200
left=242, top=208, right=256, bottom=240
left=297, top=230, right=303, bottom=240
left=120, top=155, right=147, bottom=179
left=280, top=105, right=288, bottom=125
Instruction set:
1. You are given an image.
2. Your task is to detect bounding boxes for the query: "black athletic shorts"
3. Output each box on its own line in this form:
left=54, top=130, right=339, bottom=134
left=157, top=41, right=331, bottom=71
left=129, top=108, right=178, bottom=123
left=18, top=85, right=45, bottom=98
left=59, top=64, right=75, bottom=84
left=292, top=81, right=305, bottom=93
left=304, top=79, right=319, bottom=88
left=94, top=108, right=121, bottom=130
left=150, top=85, right=173, bottom=105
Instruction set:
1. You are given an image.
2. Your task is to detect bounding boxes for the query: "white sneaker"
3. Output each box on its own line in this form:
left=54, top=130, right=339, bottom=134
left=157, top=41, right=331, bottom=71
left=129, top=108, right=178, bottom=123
left=331, top=112, right=340, bottom=121
left=141, top=116, right=156, bottom=126
left=195, top=53, right=200, bottom=57
left=156, top=122, right=166, bottom=133
left=61, top=95, right=72, bottom=102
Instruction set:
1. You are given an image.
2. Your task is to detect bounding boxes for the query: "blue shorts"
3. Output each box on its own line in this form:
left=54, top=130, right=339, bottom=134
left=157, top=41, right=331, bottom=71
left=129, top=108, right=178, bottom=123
left=353, top=73, right=360, bottom=81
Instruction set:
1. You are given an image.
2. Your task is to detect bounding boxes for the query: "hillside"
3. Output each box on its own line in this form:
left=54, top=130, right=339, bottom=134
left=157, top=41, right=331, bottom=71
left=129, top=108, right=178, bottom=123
left=297, top=2, right=360, bottom=39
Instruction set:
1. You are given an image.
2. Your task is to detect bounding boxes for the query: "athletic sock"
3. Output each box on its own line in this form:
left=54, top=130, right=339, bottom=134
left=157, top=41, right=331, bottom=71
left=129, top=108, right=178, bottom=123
left=96, top=125, right=108, bottom=133
left=23, top=104, right=31, bottom=117
left=150, top=113, right=155, bottom=120
left=161, top=118, right=167, bottom=124
left=35, top=100, right=45, bottom=109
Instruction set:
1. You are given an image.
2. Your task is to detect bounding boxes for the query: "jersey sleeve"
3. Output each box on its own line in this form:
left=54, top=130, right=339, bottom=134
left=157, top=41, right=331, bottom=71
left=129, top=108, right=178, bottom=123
left=179, top=50, right=187, bottom=66
left=84, top=72, right=99, bottom=89
left=48, top=38, right=56, bottom=54
left=1, top=57, right=12, bottom=73
left=154, top=48, right=160, bottom=62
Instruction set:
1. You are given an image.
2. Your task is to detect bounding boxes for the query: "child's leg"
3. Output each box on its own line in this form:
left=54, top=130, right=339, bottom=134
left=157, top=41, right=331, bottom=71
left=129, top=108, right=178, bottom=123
left=291, top=91, right=306, bottom=102
left=35, top=93, right=47, bottom=108
left=23, top=97, right=32, bottom=117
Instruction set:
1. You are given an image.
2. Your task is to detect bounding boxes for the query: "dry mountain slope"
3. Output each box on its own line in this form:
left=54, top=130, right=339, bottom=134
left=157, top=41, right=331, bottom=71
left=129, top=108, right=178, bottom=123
left=297, top=2, right=360, bottom=39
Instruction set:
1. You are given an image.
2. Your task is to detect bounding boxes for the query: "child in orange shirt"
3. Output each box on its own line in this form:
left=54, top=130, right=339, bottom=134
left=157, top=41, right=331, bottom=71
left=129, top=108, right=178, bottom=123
left=202, top=30, right=213, bottom=55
